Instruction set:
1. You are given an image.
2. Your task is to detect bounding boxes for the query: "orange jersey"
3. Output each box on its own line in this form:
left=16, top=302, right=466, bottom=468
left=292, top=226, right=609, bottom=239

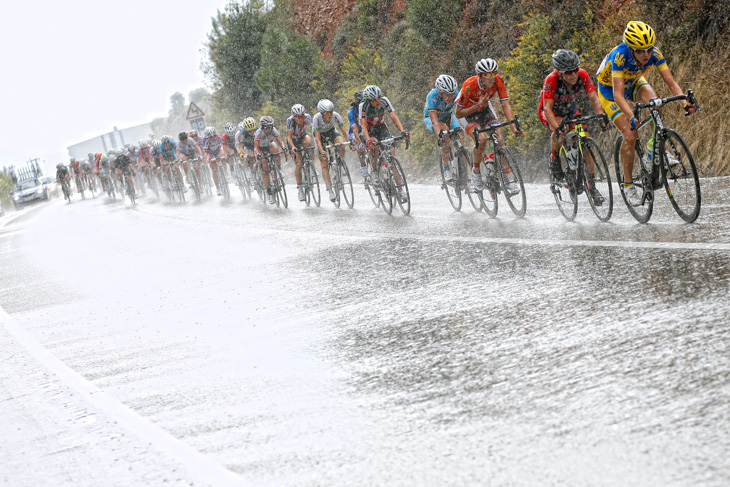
left=456, top=75, right=509, bottom=110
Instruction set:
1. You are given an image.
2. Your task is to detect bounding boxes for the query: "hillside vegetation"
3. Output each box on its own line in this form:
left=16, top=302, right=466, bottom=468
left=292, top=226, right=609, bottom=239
left=199, top=0, right=729, bottom=179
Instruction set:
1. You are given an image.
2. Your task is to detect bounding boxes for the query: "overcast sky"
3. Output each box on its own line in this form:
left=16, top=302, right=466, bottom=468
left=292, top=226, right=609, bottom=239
left=1, top=0, right=230, bottom=171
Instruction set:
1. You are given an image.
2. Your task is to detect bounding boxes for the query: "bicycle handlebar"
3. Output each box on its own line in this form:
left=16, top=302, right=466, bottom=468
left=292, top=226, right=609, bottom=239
left=556, top=113, right=609, bottom=133
left=374, top=132, right=410, bottom=151
left=437, top=126, right=463, bottom=145
left=633, top=89, right=699, bottom=121
left=473, top=117, right=521, bottom=149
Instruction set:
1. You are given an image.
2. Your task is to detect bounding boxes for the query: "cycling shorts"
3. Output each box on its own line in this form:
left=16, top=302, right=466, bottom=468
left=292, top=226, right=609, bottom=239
left=424, top=114, right=460, bottom=134
left=598, top=76, right=649, bottom=123
left=369, top=124, right=391, bottom=141
left=465, top=103, right=497, bottom=128
left=538, top=109, right=582, bottom=130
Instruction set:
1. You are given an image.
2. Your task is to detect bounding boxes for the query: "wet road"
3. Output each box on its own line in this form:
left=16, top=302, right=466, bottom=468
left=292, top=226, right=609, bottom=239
left=2, top=175, right=730, bottom=486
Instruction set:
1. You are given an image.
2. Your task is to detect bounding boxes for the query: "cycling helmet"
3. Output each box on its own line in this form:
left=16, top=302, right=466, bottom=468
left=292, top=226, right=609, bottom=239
left=116, top=148, right=126, bottom=157
left=260, top=116, right=274, bottom=127
left=107, top=148, right=115, bottom=155
left=291, top=104, right=306, bottom=116
left=125, top=143, right=134, bottom=151
left=354, top=90, right=364, bottom=103
left=152, top=139, right=161, bottom=149
left=435, top=74, right=458, bottom=94
left=243, top=117, right=256, bottom=131
left=317, top=99, right=335, bottom=113
left=551, top=49, right=580, bottom=72
left=100, top=154, right=108, bottom=163
left=161, top=135, right=173, bottom=144
left=57, top=163, right=64, bottom=170
left=69, top=157, right=75, bottom=163
left=363, top=85, right=382, bottom=100
left=139, top=138, right=148, bottom=147
left=178, top=131, right=188, bottom=141
left=189, top=130, right=198, bottom=137
left=225, top=122, right=235, bottom=135
left=475, top=58, right=499, bottom=74
left=624, top=21, right=655, bottom=50
left=238, top=122, right=245, bottom=132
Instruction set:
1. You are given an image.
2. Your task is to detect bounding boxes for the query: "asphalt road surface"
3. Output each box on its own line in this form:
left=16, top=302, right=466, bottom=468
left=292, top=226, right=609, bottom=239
left=2, top=175, right=729, bottom=486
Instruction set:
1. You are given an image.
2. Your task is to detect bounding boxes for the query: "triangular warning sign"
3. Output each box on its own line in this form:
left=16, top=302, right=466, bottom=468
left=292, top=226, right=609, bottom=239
left=186, top=101, right=205, bottom=120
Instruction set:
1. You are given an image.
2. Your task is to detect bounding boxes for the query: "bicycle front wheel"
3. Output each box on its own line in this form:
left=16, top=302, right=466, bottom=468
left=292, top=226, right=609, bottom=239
left=219, top=166, right=230, bottom=202
left=331, top=163, right=341, bottom=208
left=190, top=168, right=201, bottom=202
left=309, top=163, right=321, bottom=207
left=440, top=154, right=461, bottom=211
left=273, top=164, right=288, bottom=208
left=614, top=136, right=652, bottom=223
left=378, top=159, right=394, bottom=215
left=235, top=163, right=249, bottom=200
left=125, top=175, right=136, bottom=206
left=497, top=147, right=526, bottom=218
left=392, top=157, right=410, bottom=215
left=339, top=160, right=354, bottom=209
left=661, top=129, right=700, bottom=223
left=582, top=138, right=613, bottom=222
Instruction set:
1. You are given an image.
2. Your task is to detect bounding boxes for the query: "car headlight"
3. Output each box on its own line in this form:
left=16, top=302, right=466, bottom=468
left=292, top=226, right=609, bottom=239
left=13, top=195, right=20, bottom=200
left=37, top=188, right=45, bottom=194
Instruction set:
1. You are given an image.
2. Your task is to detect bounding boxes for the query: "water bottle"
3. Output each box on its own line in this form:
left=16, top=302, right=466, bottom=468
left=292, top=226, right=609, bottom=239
left=644, top=138, right=654, bottom=167
left=566, top=145, right=578, bottom=170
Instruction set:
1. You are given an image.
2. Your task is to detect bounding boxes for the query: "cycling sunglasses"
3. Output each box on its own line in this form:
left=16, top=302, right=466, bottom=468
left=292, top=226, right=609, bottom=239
left=632, top=47, right=653, bottom=55
left=561, top=68, right=579, bottom=75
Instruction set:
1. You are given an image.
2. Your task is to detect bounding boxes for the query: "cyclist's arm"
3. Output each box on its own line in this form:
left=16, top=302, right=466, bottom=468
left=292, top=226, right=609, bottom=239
left=659, top=67, right=688, bottom=100
left=337, top=121, right=348, bottom=140
left=543, top=99, right=560, bottom=132
left=586, top=90, right=606, bottom=118
left=286, top=131, right=295, bottom=150
left=360, top=118, right=371, bottom=141
left=195, top=144, right=203, bottom=158
left=254, top=139, right=262, bottom=156
left=500, top=99, right=520, bottom=134
left=454, top=92, right=489, bottom=119
left=314, top=130, right=324, bottom=154
left=275, top=135, right=287, bottom=153
left=612, top=76, right=634, bottom=121
left=389, top=111, right=405, bottom=133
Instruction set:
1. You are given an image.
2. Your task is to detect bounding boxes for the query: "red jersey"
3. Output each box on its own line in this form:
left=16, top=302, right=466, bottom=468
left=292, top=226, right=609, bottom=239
left=456, top=75, right=509, bottom=110
left=538, top=68, right=595, bottom=117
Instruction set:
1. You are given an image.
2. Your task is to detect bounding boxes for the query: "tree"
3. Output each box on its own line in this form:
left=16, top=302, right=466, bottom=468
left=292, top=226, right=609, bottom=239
left=169, top=92, right=186, bottom=118
left=188, top=87, right=210, bottom=105
left=254, top=27, right=322, bottom=112
left=203, top=1, right=269, bottom=117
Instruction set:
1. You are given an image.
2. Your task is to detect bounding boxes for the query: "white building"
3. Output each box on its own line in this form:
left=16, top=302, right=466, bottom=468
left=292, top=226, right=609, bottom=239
left=67, top=123, right=153, bottom=160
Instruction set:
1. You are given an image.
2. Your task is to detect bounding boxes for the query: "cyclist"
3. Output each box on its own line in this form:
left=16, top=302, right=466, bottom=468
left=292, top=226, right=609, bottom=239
left=98, top=154, right=112, bottom=191
left=69, top=158, right=82, bottom=192
left=312, top=99, right=349, bottom=203
left=359, top=85, right=409, bottom=202
left=159, top=135, right=182, bottom=192
left=55, top=163, right=70, bottom=189
left=176, top=131, right=204, bottom=192
left=136, top=139, right=153, bottom=190
left=455, top=58, right=523, bottom=195
left=113, top=147, right=136, bottom=194
left=79, top=156, right=94, bottom=191
left=149, top=139, right=163, bottom=186
left=347, top=90, right=368, bottom=179
left=254, top=116, right=288, bottom=205
left=286, top=104, right=316, bottom=200
left=424, top=74, right=464, bottom=182
left=203, top=127, right=226, bottom=196
left=539, top=49, right=609, bottom=205
left=222, top=122, right=237, bottom=175
left=596, top=20, right=696, bottom=206
left=236, top=117, right=257, bottom=181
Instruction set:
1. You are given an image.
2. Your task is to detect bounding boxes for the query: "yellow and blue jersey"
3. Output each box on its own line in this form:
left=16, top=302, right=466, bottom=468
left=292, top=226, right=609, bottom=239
left=596, top=43, right=668, bottom=100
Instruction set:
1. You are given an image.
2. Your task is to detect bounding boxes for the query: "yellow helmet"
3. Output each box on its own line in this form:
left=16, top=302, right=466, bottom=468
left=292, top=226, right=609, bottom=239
left=623, top=21, right=655, bottom=49
left=243, top=117, right=256, bottom=131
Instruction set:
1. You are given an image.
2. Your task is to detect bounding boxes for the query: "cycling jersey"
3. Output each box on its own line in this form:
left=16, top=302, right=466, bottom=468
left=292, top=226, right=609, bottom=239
left=203, top=135, right=224, bottom=158
left=423, top=88, right=460, bottom=121
left=456, top=75, right=509, bottom=111
left=159, top=142, right=177, bottom=162
left=69, top=160, right=80, bottom=174
left=538, top=68, right=596, bottom=118
left=254, top=127, right=281, bottom=149
left=312, top=111, right=345, bottom=133
left=114, top=155, right=133, bottom=172
left=286, top=114, right=313, bottom=138
left=177, top=138, right=198, bottom=158
left=347, top=105, right=361, bottom=140
left=236, top=129, right=256, bottom=149
left=137, top=146, right=150, bottom=163
left=596, top=43, right=668, bottom=100
left=56, top=167, right=69, bottom=182
left=222, top=133, right=236, bottom=149
left=359, top=97, right=395, bottom=128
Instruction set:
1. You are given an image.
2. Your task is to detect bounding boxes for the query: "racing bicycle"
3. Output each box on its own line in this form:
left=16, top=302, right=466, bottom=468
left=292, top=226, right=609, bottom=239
left=325, top=142, right=354, bottom=209
left=437, top=126, right=482, bottom=212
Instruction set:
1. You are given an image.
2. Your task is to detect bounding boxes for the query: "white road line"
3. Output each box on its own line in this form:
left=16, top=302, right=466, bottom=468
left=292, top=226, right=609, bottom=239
left=0, top=306, right=244, bottom=487
left=131, top=205, right=730, bottom=252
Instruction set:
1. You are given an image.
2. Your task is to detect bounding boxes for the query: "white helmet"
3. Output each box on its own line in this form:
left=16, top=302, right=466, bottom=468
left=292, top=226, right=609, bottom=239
left=224, top=122, right=235, bottom=135
left=291, top=104, right=306, bottom=116
left=363, top=85, right=382, bottom=100
left=317, top=99, right=335, bottom=113
left=475, top=58, right=499, bottom=74
left=435, top=74, right=458, bottom=94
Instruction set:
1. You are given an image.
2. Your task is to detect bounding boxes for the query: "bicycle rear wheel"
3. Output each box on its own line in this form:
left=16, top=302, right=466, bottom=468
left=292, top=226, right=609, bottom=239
left=582, top=138, right=613, bottom=222
left=235, top=163, right=249, bottom=200
left=339, top=159, right=354, bottom=209
left=614, top=136, right=652, bottom=223
left=392, top=158, right=410, bottom=215
left=497, top=147, right=526, bottom=218
left=175, top=169, right=186, bottom=203
left=331, top=163, right=341, bottom=208
left=124, top=174, right=136, bottom=206
left=189, top=168, right=201, bottom=201
left=218, top=165, right=230, bottom=201
left=273, top=164, right=287, bottom=208
left=309, top=163, right=321, bottom=207
left=440, top=154, right=461, bottom=211
left=661, top=129, right=700, bottom=223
